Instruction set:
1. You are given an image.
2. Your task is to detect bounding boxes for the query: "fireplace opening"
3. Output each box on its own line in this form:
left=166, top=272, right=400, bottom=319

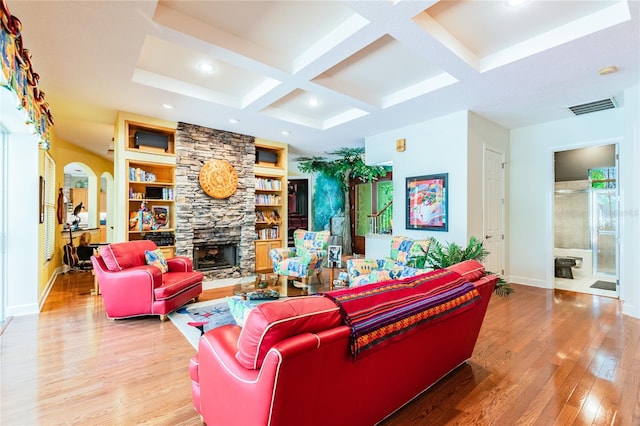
left=194, top=243, right=238, bottom=271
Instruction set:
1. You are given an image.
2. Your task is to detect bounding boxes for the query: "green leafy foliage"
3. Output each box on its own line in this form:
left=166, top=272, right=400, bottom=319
left=426, top=236, right=488, bottom=269
left=492, top=275, right=514, bottom=297
left=297, top=147, right=388, bottom=192
left=427, top=236, right=513, bottom=297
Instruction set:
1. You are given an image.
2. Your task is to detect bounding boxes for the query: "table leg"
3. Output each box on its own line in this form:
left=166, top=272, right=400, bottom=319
left=329, top=267, right=334, bottom=290
left=92, top=270, right=100, bottom=296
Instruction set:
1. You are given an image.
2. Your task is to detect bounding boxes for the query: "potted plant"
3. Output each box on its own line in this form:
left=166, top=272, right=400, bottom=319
left=426, top=236, right=513, bottom=297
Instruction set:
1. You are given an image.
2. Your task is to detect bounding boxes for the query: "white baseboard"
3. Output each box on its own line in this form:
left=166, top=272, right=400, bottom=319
left=508, top=275, right=550, bottom=289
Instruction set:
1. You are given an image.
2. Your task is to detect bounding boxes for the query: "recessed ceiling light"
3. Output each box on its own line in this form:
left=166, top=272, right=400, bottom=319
left=307, top=97, right=320, bottom=107
left=281, top=130, right=291, bottom=136
left=505, top=0, right=528, bottom=7
left=229, top=118, right=239, bottom=124
left=599, top=66, right=618, bottom=76
left=162, top=103, right=175, bottom=109
left=198, top=63, right=215, bottom=73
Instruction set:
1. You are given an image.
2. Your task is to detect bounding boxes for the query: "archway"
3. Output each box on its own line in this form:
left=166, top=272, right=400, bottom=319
left=63, top=162, right=98, bottom=229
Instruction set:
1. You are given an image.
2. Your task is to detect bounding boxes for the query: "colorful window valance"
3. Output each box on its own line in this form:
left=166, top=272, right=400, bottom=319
left=0, top=1, right=54, bottom=149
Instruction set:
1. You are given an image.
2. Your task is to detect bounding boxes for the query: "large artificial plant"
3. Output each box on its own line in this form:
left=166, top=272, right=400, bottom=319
left=426, top=236, right=514, bottom=297
left=297, top=147, right=388, bottom=255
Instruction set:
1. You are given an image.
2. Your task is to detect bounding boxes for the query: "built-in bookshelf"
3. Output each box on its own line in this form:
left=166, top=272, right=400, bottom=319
left=126, top=160, right=176, bottom=258
left=254, top=142, right=287, bottom=272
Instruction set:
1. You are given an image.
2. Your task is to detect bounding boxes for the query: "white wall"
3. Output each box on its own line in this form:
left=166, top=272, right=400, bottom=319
left=365, top=110, right=509, bottom=249
left=365, top=110, right=470, bottom=245
left=509, top=94, right=640, bottom=318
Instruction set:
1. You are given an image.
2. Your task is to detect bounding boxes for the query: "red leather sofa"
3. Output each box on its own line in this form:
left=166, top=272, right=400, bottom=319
left=91, top=240, right=203, bottom=320
left=189, top=260, right=497, bottom=425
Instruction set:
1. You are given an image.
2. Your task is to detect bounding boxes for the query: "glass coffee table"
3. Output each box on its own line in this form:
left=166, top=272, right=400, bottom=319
left=232, top=274, right=318, bottom=300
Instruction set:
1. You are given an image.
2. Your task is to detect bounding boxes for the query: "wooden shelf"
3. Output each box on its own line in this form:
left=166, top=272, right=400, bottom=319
left=125, top=120, right=175, bottom=155
left=254, top=142, right=287, bottom=272
left=125, top=124, right=177, bottom=257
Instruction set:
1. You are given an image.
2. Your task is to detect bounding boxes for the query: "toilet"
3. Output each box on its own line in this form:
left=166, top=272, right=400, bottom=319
left=555, top=257, right=577, bottom=279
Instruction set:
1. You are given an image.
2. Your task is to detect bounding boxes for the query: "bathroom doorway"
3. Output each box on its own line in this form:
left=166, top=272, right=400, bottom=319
left=553, top=144, right=618, bottom=297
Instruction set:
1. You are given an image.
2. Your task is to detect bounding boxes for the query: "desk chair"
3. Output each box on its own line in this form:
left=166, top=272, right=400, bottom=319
left=76, top=245, right=97, bottom=270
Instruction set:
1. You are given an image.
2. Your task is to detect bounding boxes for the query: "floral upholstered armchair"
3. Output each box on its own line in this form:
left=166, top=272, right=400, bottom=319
left=347, top=236, right=432, bottom=287
left=269, top=229, right=330, bottom=285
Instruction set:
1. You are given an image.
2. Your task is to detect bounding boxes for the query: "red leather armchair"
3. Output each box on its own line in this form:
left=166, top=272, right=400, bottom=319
left=91, top=240, right=203, bottom=320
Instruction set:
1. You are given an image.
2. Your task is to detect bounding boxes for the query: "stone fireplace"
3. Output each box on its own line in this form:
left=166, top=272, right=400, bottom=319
left=193, top=243, right=238, bottom=272
left=174, top=122, right=256, bottom=280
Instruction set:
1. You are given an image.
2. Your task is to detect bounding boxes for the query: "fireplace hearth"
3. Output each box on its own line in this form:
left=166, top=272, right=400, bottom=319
left=193, top=243, right=238, bottom=272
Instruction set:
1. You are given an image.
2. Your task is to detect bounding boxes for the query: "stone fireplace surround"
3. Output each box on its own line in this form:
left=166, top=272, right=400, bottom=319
left=175, top=122, right=256, bottom=280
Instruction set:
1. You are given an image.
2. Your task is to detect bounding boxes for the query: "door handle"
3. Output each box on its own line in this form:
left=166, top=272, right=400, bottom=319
left=485, top=235, right=492, bottom=239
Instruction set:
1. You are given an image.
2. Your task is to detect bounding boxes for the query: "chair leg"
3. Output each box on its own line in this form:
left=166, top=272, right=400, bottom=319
left=159, top=314, right=168, bottom=321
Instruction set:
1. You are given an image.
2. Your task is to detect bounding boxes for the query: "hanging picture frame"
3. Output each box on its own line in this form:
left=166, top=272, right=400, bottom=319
left=406, top=173, right=448, bottom=231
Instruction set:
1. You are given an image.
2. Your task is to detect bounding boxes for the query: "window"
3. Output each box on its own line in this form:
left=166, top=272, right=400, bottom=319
left=589, top=167, right=616, bottom=189
left=44, top=153, right=56, bottom=260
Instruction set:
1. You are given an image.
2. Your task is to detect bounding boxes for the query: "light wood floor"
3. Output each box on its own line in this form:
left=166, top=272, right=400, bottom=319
left=1, top=271, right=639, bottom=425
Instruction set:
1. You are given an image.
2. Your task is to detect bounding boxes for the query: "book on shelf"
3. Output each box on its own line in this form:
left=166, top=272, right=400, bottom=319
left=255, top=178, right=281, bottom=191
left=128, top=167, right=157, bottom=183
left=257, top=226, right=279, bottom=240
left=255, top=194, right=281, bottom=205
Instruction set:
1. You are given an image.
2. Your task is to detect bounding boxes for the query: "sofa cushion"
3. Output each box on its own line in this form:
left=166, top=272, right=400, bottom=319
left=446, top=260, right=485, bottom=282
left=99, top=240, right=158, bottom=271
left=236, top=296, right=342, bottom=370
left=154, top=271, right=204, bottom=300
left=145, top=249, right=169, bottom=273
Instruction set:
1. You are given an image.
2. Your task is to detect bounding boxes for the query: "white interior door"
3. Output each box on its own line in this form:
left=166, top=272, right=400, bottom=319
left=483, top=146, right=505, bottom=275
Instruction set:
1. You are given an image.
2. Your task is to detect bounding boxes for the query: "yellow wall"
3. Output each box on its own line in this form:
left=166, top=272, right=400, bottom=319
left=38, top=131, right=113, bottom=297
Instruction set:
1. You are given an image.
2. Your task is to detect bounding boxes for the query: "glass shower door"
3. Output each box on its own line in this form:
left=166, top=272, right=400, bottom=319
left=593, top=189, right=617, bottom=276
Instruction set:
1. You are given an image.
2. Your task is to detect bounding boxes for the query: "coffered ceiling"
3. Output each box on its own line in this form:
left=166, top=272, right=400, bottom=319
left=7, top=0, right=639, bottom=160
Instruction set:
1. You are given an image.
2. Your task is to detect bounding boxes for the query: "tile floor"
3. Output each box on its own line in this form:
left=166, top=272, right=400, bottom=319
left=554, top=275, right=617, bottom=298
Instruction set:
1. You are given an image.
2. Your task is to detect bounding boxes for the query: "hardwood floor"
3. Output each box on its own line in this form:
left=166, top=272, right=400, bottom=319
left=1, top=271, right=639, bottom=425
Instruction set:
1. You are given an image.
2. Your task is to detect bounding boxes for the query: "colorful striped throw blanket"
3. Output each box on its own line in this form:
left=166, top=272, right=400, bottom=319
left=323, top=269, right=481, bottom=359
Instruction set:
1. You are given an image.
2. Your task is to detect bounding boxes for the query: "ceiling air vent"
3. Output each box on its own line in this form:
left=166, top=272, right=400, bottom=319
left=568, top=97, right=617, bottom=116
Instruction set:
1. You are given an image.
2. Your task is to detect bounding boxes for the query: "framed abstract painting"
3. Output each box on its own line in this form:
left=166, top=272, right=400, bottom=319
left=406, top=173, right=448, bottom=231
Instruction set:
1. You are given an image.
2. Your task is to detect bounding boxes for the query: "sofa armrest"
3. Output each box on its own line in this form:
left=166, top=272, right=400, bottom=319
left=197, top=325, right=277, bottom=425
left=269, top=247, right=296, bottom=263
left=167, top=256, right=193, bottom=272
left=94, top=265, right=163, bottom=316
left=300, top=249, right=326, bottom=266
left=199, top=325, right=258, bottom=382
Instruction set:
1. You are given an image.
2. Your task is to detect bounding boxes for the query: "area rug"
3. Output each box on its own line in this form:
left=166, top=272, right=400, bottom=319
left=590, top=280, right=616, bottom=291
left=168, top=297, right=273, bottom=349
